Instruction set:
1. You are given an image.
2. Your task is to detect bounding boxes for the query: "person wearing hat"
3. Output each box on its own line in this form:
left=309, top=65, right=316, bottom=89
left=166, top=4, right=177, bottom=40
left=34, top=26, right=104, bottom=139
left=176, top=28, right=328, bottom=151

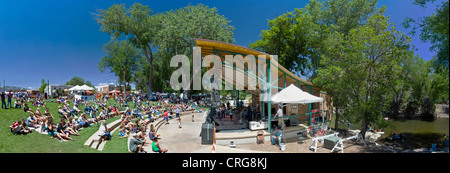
left=99, top=120, right=111, bottom=141
left=271, top=126, right=283, bottom=149
left=129, top=133, right=146, bottom=153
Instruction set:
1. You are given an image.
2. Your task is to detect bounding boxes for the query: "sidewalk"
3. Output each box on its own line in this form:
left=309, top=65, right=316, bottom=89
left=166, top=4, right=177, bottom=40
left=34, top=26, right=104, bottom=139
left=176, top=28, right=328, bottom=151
left=143, top=111, right=265, bottom=153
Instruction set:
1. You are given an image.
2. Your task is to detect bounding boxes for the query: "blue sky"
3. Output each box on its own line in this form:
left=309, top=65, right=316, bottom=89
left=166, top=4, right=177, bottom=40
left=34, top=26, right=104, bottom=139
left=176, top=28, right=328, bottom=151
left=0, top=0, right=444, bottom=89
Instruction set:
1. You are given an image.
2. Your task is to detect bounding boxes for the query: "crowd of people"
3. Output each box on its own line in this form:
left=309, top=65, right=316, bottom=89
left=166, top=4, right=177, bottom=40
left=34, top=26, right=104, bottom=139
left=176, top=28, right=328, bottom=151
left=6, top=91, right=205, bottom=153
left=126, top=97, right=204, bottom=153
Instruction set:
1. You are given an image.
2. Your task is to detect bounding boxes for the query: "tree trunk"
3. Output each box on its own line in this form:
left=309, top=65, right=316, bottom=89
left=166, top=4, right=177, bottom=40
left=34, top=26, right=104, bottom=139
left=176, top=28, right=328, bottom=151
left=123, top=71, right=126, bottom=98
left=360, top=111, right=368, bottom=146
left=334, top=107, right=339, bottom=131
left=144, top=45, right=153, bottom=99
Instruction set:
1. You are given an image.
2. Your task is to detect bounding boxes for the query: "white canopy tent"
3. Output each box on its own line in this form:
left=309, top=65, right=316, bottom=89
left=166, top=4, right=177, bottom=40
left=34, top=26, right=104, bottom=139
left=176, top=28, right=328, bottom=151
left=68, top=85, right=81, bottom=91
left=271, top=84, right=325, bottom=129
left=79, top=85, right=94, bottom=91
left=271, top=84, right=323, bottom=104
left=68, top=85, right=94, bottom=91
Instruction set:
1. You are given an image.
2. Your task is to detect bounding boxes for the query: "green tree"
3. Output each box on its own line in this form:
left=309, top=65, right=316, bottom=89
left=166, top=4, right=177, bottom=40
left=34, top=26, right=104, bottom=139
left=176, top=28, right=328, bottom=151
left=65, top=77, right=85, bottom=86
left=314, top=6, right=411, bottom=143
left=250, top=0, right=378, bottom=78
left=95, top=3, right=159, bottom=99
left=65, top=77, right=95, bottom=91
left=403, top=0, right=449, bottom=72
left=155, top=3, right=234, bottom=94
left=98, top=39, right=142, bottom=96
left=39, top=78, right=47, bottom=93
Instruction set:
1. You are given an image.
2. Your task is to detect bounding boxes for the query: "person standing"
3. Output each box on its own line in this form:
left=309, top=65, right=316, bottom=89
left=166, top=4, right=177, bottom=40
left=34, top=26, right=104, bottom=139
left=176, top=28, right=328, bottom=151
left=7, top=91, right=12, bottom=108
left=176, top=107, right=181, bottom=128
left=275, top=105, right=283, bottom=129
left=1, top=91, right=6, bottom=109
left=164, top=109, right=169, bottom=125
left=247, top=105, right=253, bottom=122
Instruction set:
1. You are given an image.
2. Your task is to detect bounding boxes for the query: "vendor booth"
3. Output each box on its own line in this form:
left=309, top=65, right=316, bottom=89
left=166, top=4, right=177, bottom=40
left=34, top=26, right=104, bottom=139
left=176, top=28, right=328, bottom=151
left=69, top=85, right=95, bottom=101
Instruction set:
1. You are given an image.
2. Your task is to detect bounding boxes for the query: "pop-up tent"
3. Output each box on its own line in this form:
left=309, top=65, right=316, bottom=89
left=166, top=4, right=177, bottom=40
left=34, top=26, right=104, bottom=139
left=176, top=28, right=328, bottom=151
left=68, top=85, right=81, bottom=91
left=271, top=84, right=325, bottom=129
left=271, top=84, right=323, bottom=104
left=79, top=85, right=94, bottom=91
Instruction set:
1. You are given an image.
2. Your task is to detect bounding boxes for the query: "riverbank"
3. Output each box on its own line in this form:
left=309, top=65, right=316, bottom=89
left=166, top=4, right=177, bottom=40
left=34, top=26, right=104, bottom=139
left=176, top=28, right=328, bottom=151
left=435, top=104, right=449, bottom=118
left=235, top=129, right=449, bottom=153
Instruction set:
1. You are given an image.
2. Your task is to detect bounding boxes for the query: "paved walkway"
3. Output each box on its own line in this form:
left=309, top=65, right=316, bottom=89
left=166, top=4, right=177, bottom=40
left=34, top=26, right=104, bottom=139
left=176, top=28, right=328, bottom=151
left=143, top=111, right=265, bottom=153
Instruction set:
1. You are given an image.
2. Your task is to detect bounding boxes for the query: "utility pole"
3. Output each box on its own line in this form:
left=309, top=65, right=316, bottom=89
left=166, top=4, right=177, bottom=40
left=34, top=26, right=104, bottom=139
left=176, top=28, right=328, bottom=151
left=48, top=80, right=50, bottom=98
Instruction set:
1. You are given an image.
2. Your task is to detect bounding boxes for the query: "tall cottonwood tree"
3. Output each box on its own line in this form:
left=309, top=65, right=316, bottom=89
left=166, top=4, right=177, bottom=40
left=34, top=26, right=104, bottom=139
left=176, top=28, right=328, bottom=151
left=95, top=3, right=159, bottom=98
left=314, top=6, right=411, bottom=143
left=250, top=0, right=378, bottom=78
left=95, top=3, right=234, bottom=96
left=98, top=39, right=142, bottom=95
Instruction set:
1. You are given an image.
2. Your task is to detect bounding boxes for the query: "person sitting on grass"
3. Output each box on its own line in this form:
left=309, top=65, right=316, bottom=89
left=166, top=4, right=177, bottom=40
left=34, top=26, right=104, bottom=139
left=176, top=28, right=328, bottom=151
left=11, top=120, right=31, bottom=135
left=77, top=113, right=91, bottom=128
left=10, top=121, right=19, bottom=134
left=20, top=118, right=32, bottom=132
left=35, top=108, right=43, bottom=117
left=14, top=100, right=22, bottom=108
left=63, top=118, right=79, bottom=135
left=133, top=108, right=143, bottom=119
left=58, top=106, right=69, bottom=120
left=118, top=125, right=128, bottom=139
left=44, top=108, right=54, bottom=119
left=98, top=110, right=107, bottom=120
left=88, top=110, right=100, bottom=124
left=26, top=114, right=38, bottom=129
left=68, top=117, right=81, bottom=132
left=56, top=121, right=74, bottom=141
left=148, top=111, right=156, bottom=122
left=23, top=103, right=30, bottom=113
left=72, top=103, right=81, bottom=114
left=45, top=117, right=67, bottom=142
left=129, top=133, right=146, bottom=153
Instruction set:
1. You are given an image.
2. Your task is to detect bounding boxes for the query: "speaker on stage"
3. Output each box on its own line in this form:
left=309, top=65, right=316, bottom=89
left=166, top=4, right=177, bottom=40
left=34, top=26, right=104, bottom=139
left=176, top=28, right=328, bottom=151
left=200, top=123, right=214, bottom=145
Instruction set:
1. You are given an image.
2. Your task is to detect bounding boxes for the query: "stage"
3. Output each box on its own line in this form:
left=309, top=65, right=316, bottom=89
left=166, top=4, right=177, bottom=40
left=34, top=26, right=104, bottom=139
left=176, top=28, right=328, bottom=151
left=215, top=124, right=309, bottom=146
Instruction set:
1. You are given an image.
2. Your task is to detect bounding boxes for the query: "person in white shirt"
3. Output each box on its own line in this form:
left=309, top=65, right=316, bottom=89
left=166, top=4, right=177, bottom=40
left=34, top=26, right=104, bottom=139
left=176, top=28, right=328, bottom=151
left=275, top=105, right=284, bottom=128
left=99, top=121, right=111, bottom=141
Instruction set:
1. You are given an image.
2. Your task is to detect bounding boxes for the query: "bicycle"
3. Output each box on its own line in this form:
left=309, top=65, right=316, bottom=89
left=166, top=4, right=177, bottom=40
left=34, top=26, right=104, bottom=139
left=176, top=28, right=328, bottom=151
left=314, top=123, right=329, bottom=137
left=315, top=127, right=328, bottom=137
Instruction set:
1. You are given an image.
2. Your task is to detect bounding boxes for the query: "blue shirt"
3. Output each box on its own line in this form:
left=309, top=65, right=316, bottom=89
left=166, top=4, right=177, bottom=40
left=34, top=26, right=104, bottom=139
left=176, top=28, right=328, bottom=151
left=274, top=130, right=282, bottom=138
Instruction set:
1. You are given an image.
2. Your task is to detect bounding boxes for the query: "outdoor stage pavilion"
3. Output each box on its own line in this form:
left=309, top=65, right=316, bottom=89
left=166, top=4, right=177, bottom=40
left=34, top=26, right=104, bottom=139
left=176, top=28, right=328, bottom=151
left=194, top=39, right=333, bottom=133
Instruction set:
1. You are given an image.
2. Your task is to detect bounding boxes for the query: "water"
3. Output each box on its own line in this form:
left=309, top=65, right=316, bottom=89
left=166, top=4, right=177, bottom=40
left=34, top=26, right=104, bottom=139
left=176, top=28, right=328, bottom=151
left=386, top=117, right=449, bottom=136
left=336, top=117, right=449, bottom=149
left=381, top=117, right=449, bottom=149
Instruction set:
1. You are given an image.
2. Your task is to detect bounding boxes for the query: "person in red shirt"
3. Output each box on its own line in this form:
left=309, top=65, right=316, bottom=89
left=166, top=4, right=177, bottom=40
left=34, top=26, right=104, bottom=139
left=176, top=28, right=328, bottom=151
left=164, top=109, right=169, bottom=125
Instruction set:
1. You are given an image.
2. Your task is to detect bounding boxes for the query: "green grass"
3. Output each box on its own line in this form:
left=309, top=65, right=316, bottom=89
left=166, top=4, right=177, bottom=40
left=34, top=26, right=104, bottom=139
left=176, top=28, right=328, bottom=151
left=0, top=98, right=208, bottom=153
left=0, top=98, right=134, bottom=153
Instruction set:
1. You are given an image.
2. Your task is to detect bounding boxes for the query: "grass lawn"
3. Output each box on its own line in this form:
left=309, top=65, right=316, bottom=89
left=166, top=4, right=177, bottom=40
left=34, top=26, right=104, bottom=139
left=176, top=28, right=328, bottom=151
left=0, top=98, right=135, bottom=153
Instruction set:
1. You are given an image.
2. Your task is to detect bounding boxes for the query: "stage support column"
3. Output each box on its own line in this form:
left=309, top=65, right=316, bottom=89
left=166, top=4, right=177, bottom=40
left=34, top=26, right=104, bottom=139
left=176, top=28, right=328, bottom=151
left=267, top=59, right=272, bottom=133
left=309, top=86, right=312, bottom=125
